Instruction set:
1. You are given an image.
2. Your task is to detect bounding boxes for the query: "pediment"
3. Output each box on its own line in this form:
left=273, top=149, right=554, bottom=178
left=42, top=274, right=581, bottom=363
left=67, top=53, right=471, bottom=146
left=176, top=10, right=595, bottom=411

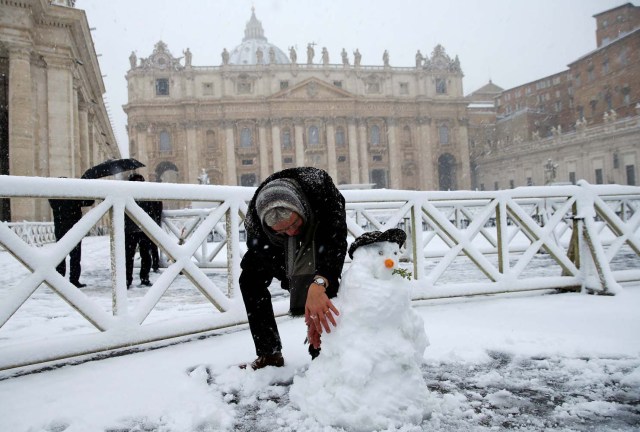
left=269, top=77, right=354, bottom=100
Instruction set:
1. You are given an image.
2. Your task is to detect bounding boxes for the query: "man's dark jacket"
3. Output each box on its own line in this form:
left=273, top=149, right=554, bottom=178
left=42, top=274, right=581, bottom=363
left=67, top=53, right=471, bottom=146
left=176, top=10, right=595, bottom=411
left=242, top=167, right=348, bottom=306
left=49, top=199, right=95, bottom=238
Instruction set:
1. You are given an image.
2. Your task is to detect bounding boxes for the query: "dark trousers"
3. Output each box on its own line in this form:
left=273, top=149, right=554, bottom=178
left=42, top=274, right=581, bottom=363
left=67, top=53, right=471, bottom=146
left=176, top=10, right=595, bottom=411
left=151, top=244, right=159, bottom=270
left=125, top=232, right=152, bottom=286
left=239, top=261, right=338, bottom=358
left=55, top=241, right=82, bottom=284
left=239, top=267, right=283, bottom=357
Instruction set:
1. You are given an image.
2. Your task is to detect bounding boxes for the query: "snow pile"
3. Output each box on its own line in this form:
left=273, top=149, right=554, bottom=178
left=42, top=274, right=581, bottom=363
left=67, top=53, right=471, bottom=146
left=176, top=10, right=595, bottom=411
left=290, top=240, right=431, bottom=430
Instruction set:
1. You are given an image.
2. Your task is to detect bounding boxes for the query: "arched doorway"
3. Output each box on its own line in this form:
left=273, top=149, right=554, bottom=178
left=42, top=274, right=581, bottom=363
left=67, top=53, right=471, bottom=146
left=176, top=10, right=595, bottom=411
left=438, top=153, right=457, bottom=191
left=155, top=161, right=179, bottom=183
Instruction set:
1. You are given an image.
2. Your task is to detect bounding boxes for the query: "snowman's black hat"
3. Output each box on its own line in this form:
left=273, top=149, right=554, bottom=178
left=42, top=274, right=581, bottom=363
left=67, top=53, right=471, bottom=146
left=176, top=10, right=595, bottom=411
left=348, top=228, right=407, bottom=259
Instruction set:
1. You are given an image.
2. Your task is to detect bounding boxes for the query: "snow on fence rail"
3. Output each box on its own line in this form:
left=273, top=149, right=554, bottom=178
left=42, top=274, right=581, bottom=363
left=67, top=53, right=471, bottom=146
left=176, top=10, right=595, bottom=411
left=0, top=175, right=638, bottom=372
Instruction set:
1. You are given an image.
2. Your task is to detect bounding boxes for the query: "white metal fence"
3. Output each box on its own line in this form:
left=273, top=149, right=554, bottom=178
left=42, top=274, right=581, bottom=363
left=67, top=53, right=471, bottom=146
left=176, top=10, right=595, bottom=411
left=0, top=175, right=638, bottom=371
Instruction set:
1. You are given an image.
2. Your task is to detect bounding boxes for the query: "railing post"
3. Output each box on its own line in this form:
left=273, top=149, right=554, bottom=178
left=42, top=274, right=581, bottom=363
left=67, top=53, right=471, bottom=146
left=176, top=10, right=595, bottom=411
left=409, top=202, right=422, bottom=280
left=496, top=197, right=508, bottom=274
left=564, top=201, right=580, bottom=279
left=110, top=199, right=128, bottom=317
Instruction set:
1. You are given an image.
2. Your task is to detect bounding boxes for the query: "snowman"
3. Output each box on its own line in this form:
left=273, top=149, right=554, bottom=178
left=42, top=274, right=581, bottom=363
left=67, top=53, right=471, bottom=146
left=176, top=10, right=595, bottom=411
left=290, top=228, right=430, bottom=431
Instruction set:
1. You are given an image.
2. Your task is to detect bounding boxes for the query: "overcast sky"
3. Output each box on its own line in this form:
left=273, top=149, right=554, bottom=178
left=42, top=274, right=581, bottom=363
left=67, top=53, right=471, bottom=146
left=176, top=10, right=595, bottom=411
left=75, top=0, right=632, bottom=157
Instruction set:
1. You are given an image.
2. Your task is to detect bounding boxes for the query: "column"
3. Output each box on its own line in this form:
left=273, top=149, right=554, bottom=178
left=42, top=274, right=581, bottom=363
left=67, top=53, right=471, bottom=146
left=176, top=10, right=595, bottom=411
left=224, top=121, right=237, bottom=185
left=8, top=47, right=34, bottom=176
left=270, top=120, right=282, bottom=172
left=258, top=119, right=269, bottom=181
left=417, top=117, right=434, bottom=190
left=347, top=120, right=359, bottom=183
left=72, top=79, right=80, bottom=177
left=78, top=100, right=90, bottom=175
left=185, top=122, right=198, bottom=184
left=46, top=56, right=75, bottom=178
left=358, top=120, right=369, bottom=184
left=387, top=118, right=401, bottom=188
left=294, top=119, right=304, bottom=167
left=8, top=47, right=35, bottom=221
left=134, top=123, right=149, bottom=178
left=325, top=119, right=338, bottom=180
left=457, top=118, right=472, bottom=190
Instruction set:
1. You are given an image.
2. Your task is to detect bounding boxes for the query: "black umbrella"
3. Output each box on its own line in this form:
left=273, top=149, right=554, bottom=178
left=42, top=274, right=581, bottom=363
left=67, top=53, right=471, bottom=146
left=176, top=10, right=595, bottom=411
left=82, top=158, right=145, bottom=179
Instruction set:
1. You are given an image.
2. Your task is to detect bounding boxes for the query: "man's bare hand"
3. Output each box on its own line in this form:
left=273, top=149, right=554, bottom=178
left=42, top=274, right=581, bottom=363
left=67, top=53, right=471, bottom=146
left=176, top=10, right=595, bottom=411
left=305, top=283, right=339, bottom=336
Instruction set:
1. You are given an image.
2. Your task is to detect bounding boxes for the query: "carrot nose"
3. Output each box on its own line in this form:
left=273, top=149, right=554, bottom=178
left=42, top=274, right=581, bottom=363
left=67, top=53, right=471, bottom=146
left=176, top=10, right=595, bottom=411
left=384, top=258, right=395, bottom=268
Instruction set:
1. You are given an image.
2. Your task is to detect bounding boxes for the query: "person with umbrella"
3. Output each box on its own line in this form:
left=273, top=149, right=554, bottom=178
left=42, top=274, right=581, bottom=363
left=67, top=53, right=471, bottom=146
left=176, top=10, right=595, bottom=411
left=81, top=158, right=145, bottom=180
left=49, top=178, right=95, bottom=288
left=125, top=173, right=160, bottom=288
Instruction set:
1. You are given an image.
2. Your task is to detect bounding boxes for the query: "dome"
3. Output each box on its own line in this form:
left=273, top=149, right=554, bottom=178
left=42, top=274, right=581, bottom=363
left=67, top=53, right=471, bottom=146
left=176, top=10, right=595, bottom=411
left=228, top=9, right=290, bottom=65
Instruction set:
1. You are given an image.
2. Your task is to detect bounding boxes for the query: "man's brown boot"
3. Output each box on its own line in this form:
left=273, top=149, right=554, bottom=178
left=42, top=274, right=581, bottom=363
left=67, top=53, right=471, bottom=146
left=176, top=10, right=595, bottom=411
left=239, top=352, right=285, bottom=370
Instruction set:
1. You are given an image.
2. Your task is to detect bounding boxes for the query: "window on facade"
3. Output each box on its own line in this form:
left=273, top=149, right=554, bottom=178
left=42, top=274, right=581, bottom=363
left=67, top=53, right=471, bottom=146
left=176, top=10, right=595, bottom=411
left=509, top=179, right=515, bottom=189
left=282, top=129, right=292, bottom=149
left=159, top=130, right=171, bottom=152
left=402, top=125, right=412, bottom=146
left=569, top=172, right=576, bottom=184
left=622, top=87, right=631, bottom=105
left=283, top=157, right=293, bottom=164
left=574, top=73, right=581, bottom=86
left=602, top=59, right=609, bottom=75
left=237, top=81, right=252, bottom=94
left=436, top=78, right=447, bottom=94
left=587, top=68, right=595, bottom=82
left=240, top=127, right=252, bottom=147
left=308, top=126, right=320, bottom=145
left=155, top=79, right=169, bottom=96
left=370, top=125, right=380, bottom=145
left=242, top=159, right=253, bottom=165
left=366, top=82, right=381, bottom=94
left=605, top=93, right=613, bottom=109
left=595, top=168, right=604, bottom=184
left=206, top=130, right=216, bottom=150
left=526, top=177, right=533, bottom=186
left=333, top=80, right=343, bottom=88
left=590, top=99, right=598, bottom=115
left=371, top=169, right=387, bottom=189
left=439, top=125, right=449, bottom=145
left=399, top=82, right=409, bottom=94
left=494, top=181, right=499, bottom=190
left=335, top=127, right=345, bottom=146
left=240, top=173, right=257, bottom=187
left=338, top=155, right=346, bottom=162
left=480, top=183, right=485, bottom=191
left=626, top=165, right=636, bottom=186
left=372, top=155, right=382, bottom=162
left=280, top=80, right=289, bottom=90
left=619, top=48, right=629, bottom=66
left=202, top=82, right=213, bottom=96
left=613, top=152, right=619, bottom=169
left=555, top=101, right=562, bottom=112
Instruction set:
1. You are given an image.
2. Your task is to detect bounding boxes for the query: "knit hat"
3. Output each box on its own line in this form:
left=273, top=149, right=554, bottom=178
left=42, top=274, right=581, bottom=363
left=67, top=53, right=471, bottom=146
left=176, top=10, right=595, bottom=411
left=255, top=178, right=307, bottom=227
left=348, top=228, right=407, bottom=259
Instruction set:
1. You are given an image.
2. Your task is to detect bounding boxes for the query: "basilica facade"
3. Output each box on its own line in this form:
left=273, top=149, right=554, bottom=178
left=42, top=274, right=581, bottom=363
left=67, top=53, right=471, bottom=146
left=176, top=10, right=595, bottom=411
left=124, top=10, right=471, bottom=191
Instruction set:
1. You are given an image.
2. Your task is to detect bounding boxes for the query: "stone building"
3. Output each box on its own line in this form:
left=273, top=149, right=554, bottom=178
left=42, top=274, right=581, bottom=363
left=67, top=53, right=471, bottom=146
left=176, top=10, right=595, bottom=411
left=124, top=9, right=471, bottom=191
left=472, top=2, right=640, bottom=189
left=0, top=0, right=119, bottom=222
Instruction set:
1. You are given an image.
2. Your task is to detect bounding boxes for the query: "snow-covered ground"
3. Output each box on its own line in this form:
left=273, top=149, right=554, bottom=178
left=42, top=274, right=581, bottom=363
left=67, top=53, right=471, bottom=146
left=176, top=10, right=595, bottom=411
left=0, top=236, right=639, bottom=431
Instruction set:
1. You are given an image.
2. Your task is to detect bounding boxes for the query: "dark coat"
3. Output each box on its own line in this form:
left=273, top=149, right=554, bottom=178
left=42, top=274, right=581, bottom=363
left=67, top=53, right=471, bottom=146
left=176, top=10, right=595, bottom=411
left=242, top=167, right=348, bottom=303
left=125, top=200, right=162, bottom=234
left=49, top=199, right=95, bottom=238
